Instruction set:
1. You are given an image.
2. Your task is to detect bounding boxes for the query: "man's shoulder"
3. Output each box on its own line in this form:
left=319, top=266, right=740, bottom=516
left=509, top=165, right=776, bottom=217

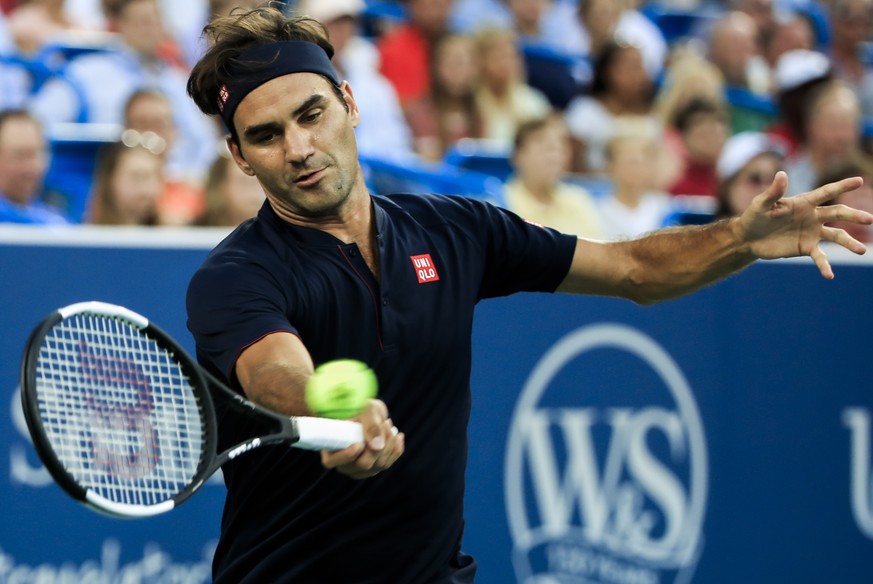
left=378, top=192, right=493, bottom=221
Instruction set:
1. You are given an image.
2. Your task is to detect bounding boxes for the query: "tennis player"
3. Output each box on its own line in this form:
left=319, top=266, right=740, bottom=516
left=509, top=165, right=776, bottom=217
left=184, top=7, right=873, bottom=583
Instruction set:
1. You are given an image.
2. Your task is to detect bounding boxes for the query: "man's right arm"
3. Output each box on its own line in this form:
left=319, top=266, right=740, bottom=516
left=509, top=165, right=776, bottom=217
left=235, top=331, right=405, bottom=479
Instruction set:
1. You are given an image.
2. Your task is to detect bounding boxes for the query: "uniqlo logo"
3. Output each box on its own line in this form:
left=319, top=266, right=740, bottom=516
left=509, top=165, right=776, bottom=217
left=410, top=254, right=440, bottom=284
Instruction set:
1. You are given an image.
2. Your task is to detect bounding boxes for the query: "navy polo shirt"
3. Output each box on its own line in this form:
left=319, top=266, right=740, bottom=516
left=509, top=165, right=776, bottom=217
left=187, top=193, right=577, bottom=583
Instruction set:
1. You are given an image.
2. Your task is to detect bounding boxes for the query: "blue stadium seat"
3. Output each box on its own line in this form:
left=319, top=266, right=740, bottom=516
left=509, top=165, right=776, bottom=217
left=520, top=43, right=587, bottom=110
left=724, top=85, right=778, bottom=117
left=639, top=4, right=720, bottom=43
left=443, top=139, right=514, bottom=182
left=360, top=155, right=506, bottom=207
left=360, top=1, right=408, bottom=38
left=42, top=123, right=122, bottom=223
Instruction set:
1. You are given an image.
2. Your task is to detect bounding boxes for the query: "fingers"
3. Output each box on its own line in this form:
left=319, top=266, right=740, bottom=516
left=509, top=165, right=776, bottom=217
left=821, top=225, right=868, bottom=255
left=752, top=170, right=789, bottom=210
left=818, top=203, right=873, bottom=227
left=809, top=243, right=834, bottom=280
left=320, top=399, right=405, bottom=479
left=805, top=176, right=865, bottom=207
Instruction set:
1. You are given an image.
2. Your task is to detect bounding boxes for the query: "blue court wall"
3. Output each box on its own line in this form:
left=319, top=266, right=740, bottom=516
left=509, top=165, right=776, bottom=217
left=0, top=226, right=871, bottom=583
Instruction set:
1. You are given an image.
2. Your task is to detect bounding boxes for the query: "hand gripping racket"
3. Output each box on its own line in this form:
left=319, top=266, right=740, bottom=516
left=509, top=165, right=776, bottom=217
left=20, top=301, right=363, bottom=518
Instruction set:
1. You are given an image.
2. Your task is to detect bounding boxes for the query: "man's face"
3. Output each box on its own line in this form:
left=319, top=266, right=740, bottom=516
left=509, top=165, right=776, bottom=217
left=228, top=73, right=362, bottom=221
left=0, top=117, right=47, bottom=205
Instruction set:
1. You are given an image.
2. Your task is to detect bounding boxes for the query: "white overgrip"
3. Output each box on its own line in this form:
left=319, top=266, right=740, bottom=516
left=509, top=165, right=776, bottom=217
left=294, top=416, right=364, bottom=451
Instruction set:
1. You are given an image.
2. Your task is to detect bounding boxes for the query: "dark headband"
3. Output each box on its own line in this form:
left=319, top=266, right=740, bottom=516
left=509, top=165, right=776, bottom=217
left=217, top=41, right=340, bottom=133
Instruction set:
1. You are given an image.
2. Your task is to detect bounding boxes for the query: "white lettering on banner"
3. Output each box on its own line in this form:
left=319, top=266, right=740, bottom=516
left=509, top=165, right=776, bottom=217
left=0, top=539, right=215, bottom=583
left=505, top=324, right=707, bottom=584
left=843, top=407, right=873, bottom=539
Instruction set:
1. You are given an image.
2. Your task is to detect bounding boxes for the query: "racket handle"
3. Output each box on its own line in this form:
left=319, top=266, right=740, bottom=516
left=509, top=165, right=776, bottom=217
left=293, top=416, right=364, bottom=451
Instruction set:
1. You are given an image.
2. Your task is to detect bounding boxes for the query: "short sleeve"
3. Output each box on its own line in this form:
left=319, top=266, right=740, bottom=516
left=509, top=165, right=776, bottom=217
left=186, top=254, right=295, bottom=387
left=449, top=197, right=577, bottom=299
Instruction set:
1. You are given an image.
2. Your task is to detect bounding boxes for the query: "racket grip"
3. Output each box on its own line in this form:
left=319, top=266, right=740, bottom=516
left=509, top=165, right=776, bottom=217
left=293, top=416, right=364, bottom=451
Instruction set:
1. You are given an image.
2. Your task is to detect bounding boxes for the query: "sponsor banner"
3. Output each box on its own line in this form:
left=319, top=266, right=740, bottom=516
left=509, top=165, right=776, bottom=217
left=1, top=230, right=872, bottom=582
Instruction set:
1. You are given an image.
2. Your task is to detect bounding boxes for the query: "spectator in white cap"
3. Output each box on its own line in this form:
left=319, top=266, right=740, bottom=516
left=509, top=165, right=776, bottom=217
left=767, top=48, right=833, bottom=157
left=294, top=0, right=414, bottom=161
left=715, top=131, right=786, bottom=219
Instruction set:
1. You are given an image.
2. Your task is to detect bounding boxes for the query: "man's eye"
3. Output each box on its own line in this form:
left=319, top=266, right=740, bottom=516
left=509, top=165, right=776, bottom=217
left=302, top=111, right=322, bottom=124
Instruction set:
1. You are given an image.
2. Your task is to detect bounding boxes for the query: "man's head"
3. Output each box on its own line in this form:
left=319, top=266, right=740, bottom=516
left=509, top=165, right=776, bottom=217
left=187, top=7, right=362, bottom=221
left=0, top=110, right=48, bottom=205
left=188, top=8, right=344, bottom=138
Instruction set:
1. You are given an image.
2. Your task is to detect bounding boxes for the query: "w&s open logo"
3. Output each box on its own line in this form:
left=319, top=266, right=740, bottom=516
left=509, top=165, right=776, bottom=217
left=505, top=324, right=708, bottom=584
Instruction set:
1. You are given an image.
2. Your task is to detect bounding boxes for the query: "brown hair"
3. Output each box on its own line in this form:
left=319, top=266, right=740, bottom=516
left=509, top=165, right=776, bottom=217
left=187, top=7, right=338, bottom=122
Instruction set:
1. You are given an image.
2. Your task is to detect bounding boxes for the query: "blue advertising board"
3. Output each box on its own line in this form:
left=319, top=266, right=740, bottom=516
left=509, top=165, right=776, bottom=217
left=0, top=226, right=871, bottom=583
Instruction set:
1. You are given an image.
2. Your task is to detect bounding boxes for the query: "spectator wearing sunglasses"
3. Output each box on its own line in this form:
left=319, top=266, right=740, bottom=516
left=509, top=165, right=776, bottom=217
left=715, top=131, right=786, bottom=219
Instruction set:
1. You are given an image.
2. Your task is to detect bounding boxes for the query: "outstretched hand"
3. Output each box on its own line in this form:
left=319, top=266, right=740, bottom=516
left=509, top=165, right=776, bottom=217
left=732, top=171, right=873, bottom=279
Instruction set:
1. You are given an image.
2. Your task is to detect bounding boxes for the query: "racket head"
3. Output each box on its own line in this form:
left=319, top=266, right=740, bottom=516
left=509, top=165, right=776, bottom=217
left=20, top=301, right=217, bottom=517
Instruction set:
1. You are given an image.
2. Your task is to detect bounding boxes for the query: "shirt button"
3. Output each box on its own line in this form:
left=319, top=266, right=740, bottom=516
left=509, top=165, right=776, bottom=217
left=349, top=248, right=358, bottom=257
left=382, top=297, right=388, bottom=306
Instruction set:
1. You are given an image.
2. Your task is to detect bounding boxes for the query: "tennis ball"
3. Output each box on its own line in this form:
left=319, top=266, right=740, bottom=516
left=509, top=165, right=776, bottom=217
left=305, top=359, right=378, bottom=419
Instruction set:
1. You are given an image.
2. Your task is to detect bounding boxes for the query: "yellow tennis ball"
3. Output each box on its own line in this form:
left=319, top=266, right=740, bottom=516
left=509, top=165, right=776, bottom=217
left=305, top=359, right=378, bottom=419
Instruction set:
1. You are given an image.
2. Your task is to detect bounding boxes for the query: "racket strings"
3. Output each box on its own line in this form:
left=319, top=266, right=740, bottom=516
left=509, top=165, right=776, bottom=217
left=35, top=314, right=206, bottom=508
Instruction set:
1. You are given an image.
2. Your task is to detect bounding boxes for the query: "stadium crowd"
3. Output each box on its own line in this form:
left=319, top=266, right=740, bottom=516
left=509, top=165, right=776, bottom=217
left=0, top=0, right=870, bottom=243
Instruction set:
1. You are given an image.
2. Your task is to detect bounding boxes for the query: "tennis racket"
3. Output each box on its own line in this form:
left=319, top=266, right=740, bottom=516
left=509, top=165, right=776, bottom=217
left=20, top=301, right=364, bottom=518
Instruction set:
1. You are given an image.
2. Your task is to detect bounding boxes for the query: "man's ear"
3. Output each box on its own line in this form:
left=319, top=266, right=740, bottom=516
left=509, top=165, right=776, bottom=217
left=227, top=136, right=255, bottom=176
left=340, top=81, right=361, bottom=129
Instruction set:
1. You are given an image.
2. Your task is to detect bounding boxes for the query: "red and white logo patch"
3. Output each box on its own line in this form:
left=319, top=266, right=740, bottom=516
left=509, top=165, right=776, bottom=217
left=217, top=83, right=229, bottom=112
left=410, top=254, right=440, bottom=284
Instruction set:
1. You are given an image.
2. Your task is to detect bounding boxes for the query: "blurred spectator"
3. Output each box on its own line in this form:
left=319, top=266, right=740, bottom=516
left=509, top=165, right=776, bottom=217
left=451, top=0, right=585, bottom=56
left=504, top=114, right=602, bottom=237
left=827, top=0, right=873, bottom=118
left=30, top=0, right=217, bottom=178
left=565, top=39, right=658, bottom=174
left=123, top=89, right=208, bottom=224
left=715, top=130, right=786, bottom=218
left=194, top=151, right=264, bottom=227
left=405, top=33, right=483, bottom=162
left=762, top=10, right=816, bottom=74
left=473, top=26, right=551, bottom=146
left=296, top=0, right=414, bottom=161
left=87, top=132, right=164, bottom=225
left=668, top=97, right=729, bottom=198
left=0, top=109, right=67, bottom=224
left=8, top=0, right=92, bottom=55
left=598, top=128, right=674, bottom=239
left=655, top=53, right=726, bottom=189
left=785, top=80, right=862, bottom=195
left=709, top=10, right=763, bottom=89
left=816, top=153, right=873, bottom=243
left=733, top=0, right=777, bottom=51
left=578, top=0, right=667, bottom=79
left=767, top=48, right=833, bottom=156
left=378, top=0, right=454, bottom=108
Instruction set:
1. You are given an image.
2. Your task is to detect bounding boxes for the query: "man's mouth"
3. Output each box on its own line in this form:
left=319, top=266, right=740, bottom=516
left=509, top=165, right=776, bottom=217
left=294, top=168, right=326, bottom=187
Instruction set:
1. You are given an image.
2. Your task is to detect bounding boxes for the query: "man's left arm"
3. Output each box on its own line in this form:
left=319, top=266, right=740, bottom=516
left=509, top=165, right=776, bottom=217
left=557, top=172, right=873, bottom=304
